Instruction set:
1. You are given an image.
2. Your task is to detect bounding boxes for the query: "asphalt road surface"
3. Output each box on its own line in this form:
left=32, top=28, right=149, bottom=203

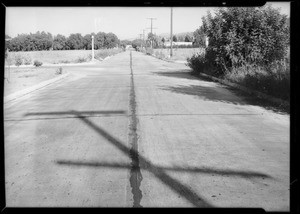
left=4, top=51, right=290, bottom=210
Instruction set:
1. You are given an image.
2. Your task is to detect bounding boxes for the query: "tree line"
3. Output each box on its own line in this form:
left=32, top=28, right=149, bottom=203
left=5, top=31, right=120, bottom=52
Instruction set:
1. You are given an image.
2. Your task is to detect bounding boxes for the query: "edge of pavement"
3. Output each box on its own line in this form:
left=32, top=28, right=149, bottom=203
left=4, top=73, right=70, bottom=104
left=198, top=72, right=290, bottom=108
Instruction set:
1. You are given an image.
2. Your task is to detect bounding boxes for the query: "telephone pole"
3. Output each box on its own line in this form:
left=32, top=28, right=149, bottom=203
left=147, top=17, right=157, bottom=48
left=139, top=33, right=143, bottom=49
left=147, top=17, right=157, bottom=34
left=91, top=35, right=95, bottom=60
left=142, top=29, right=146, bottom=49
left=170, top=7, right=173, bottom=57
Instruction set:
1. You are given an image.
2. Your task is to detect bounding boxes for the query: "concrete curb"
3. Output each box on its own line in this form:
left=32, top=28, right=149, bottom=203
left=4, top=73, right=70, bottom=104
left=198, top=72, right=290, bottom=107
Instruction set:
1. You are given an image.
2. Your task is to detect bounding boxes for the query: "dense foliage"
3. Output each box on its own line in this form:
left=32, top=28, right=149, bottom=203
left=187, top=5, right=290, bottom=101
left=6, top=31, right=120, bottom=52
left=200, top=6, right=289, bottom=73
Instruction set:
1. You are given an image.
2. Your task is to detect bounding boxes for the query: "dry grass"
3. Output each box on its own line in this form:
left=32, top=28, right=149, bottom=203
left=4, top=67, right=59, bottom=96
left=154, top=48, right=205, bottom=61
left=5, top=49, right=124, bottom=66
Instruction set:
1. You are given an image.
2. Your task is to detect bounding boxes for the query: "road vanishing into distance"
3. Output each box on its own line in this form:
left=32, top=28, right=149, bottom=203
left=4, top=51, right=289, bottom=210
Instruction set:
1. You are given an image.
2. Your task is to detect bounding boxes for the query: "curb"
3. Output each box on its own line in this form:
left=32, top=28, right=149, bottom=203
left=4, top=73, right=70, bottom=104
left=198, top=72, right=290, bottom=107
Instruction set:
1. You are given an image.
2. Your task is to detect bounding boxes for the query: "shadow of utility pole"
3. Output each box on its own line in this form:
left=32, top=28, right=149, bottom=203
left=24, top=110, right=272, bottom=207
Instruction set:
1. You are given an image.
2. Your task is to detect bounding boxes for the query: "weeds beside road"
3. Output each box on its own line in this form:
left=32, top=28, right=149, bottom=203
left=5, top=48, right=124, bottom=66
left=4, top=49, right=124, bottom=96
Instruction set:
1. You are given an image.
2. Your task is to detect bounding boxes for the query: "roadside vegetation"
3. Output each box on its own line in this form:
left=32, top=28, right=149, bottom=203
left=186, top=6, right=290, bottom=101
left=5, top=31, right=125, bottom=66
left=5, top=48, right=124, bottom=66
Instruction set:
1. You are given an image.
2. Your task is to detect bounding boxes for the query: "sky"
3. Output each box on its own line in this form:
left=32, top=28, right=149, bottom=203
left=5, top=2, right=290, bottom=40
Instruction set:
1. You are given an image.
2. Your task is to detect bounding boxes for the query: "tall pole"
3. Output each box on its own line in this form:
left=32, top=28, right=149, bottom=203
left=147, top=18, right=157, bottom=48
left=170, top=7, right=173, bottom=57
left=139, top=34, right=143, bottom=49
left=91, top=35, right=95, bottom=60
left=143, top=29, right=146, bottom=49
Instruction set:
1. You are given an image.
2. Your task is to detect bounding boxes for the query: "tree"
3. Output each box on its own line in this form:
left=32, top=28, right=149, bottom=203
left=177, top=35, right=185, bottom=42
left=104, top=32, right=119, bottom=49
left=120, top=40, right=132, bottom=49
left=67, top=33, right=84, bottom=50
left=184, top=34, right=193, bottom=42
left=172, top=35, right=178, bottom=42
left=201, top=6, right=289, bottom=72
left=193, top=26, right=206, bottom=47
left=94, top=32, right=106, bottom=49
left=132, top=39, right=143, bottom=50
left=53, top=34, right=67, bottom=50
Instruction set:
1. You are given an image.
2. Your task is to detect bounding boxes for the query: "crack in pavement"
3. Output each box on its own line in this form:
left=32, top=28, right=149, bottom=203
left=129, top=51, right=143, bottom=207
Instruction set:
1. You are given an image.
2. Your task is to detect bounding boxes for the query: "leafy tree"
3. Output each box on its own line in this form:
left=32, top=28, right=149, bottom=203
left=184, top=34, right=193, bottom=42
left=94, top=32, right=106, bottom=49
left=120, top=39, right=132, bottom=49
left=53, top=34, right=67, bottom=50
left=172, top=35, right=178, bottom=42
left=132, top=39, right=143, bottom=50
left=193, top=26, right=206, bottom=47
left=104, top=32, right=119, bottom=48
left=201, top=6, right=289, bottom=73
left=82, top=34, right=94, bottom=50
left=6, top=31, right=121, bottom=51
left=67, top=33, right=84, bottom=50
left=177, top=35, right=185, bottom=42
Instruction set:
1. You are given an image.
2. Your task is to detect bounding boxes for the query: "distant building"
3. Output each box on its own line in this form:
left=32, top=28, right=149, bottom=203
left=125, top=45, right=133, bottom=49
left=164, top=41, right=193, bottom=47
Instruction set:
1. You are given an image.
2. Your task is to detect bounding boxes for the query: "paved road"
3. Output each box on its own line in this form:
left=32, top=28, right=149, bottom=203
left=4, top=51, right=289, bottom=210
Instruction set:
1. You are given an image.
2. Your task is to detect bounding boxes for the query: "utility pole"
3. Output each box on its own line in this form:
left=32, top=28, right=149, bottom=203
left=170, top=7, right=173, bottom=57
left=139, top=33, right=143, bottom=49
left=91, top=35, right=95, bottom=60
left=147, top=17, right=157, bottom=48
left=142, top=29, right=146, bottom=49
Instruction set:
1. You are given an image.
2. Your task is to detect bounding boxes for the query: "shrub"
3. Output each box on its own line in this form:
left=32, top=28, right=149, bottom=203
left=34, top=60, right=43, bottom=67
left=55, top=67, right=63, bottom=75
left=145, top=48, right=154, bottom=55
left=186, top=52, right=212, bottom=75
left=14, top=54, right=23, bottom=66
left=23, top=54, right=32, bottom=65
left=224, top=61, right=290, bottom=101
left=59, top=60, right=70, bottom=64
left=76, top=57, right=87, bottom=63
left=154, top=50, right=167, bottom=59
left=201, top=6, right=289, bottom=74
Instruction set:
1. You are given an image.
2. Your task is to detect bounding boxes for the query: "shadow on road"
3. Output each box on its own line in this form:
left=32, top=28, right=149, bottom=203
left=155, top=70, right=289, bottom=114
left=56, top=160, right=272, bottom=180
left=25, top=110, right=273, bottom=207
left=152, top=69, right=196, bottom=80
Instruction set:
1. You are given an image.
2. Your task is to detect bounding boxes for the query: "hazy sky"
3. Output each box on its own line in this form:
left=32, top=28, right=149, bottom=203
left=5, top=2, right=290, bottom=40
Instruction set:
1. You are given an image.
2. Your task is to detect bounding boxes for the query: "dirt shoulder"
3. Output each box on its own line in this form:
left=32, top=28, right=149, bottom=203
left=4, top=66, right=66, bottom=97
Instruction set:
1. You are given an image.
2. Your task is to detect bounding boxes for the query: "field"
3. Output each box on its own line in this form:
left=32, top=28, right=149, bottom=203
left=5, top=49, right=124, bottom=66
left=153, top=48, right=205, bottom=62
left=4, top=48, right=124, bottom=96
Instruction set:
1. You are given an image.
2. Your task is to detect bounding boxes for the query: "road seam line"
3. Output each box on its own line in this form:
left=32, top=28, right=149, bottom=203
left=128, top=51, right=143, bottom=207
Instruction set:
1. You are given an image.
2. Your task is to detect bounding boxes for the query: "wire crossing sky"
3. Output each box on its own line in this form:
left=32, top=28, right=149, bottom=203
left=5, top=2, right=290, bottom=40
